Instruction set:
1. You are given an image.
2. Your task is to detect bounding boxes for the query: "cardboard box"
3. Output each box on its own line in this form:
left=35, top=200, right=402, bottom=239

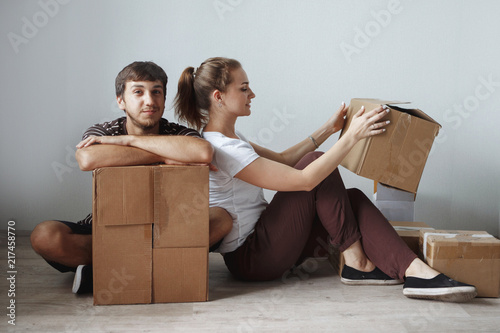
left=374, top=201, right=415, bottom=222
left=340, top=98, right=441, bottom=193
left=374, top=182, right=416, bottom=221
left=329, top=221, right=433, bottom=276
left=374, top=182, right=416, bottom=201
left=420, top=229, right=500, bottom=297
left=389, top=221, right=433, bottom=256
left=92, top=165, right=209, bottom=305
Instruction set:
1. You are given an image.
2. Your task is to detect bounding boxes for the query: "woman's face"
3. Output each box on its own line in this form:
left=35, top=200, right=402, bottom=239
left=220, top=67, right=256, bottom=117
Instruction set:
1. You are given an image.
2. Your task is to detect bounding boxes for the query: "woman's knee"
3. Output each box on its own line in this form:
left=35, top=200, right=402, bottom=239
left=347, top=188, right=367, bottom=202
left=294, top=151, right=324, bottom=170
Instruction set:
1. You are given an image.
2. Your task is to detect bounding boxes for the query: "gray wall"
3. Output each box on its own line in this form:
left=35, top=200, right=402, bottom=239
left=1, top=0, right=499, bottom=236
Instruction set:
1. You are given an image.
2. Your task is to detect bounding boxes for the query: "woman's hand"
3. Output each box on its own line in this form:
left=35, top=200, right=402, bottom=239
left=76, top=135, right=132, bottom=149
left=344, top=105, right=390, bottom=142
left=323, top=102, right=349, bottom=135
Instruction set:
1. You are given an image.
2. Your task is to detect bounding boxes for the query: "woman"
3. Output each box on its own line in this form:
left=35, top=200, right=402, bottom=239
left=174, top=57, right=476, bottom=302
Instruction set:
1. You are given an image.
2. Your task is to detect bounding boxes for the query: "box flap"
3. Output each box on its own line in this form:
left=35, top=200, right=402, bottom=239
left=153, top=165, right=209, bottom=248
left=387, top=105, right=441, bottom=127
left=348, top=99, right=441, bottom=127
left=152, top=247, right=208, bottom=303
left=352, top=98, right=441, bottom=127
left=93, top=224, right=152, bottom=305
left=351, top=98, right=410, bottom=106
left=93, top=167, right=154, bottom=226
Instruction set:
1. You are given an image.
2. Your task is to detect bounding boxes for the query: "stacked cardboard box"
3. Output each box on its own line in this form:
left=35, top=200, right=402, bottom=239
left=92, top=165, right=209, bottom=305
left=340, top=98, right=441, bottom=193
left=374, top=182, right=416, bottom=222
left=420, top=229, right=500, bottom=297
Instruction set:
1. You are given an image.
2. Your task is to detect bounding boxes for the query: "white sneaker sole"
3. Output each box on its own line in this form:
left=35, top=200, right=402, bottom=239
left=341, top=277, right=404, bottom=286
left=403, top=286, right=477, bottom=302
left=72, top=265, right=84, bottom=294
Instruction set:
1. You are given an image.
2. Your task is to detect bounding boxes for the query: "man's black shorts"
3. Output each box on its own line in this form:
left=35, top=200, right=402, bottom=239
left=59, top=220, right=92, bottom=234
left=45, top=220, right=92, bottom=273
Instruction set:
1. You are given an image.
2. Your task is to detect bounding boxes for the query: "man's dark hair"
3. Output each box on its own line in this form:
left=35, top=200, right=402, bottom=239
left=115, top=61, right=168, bottom=100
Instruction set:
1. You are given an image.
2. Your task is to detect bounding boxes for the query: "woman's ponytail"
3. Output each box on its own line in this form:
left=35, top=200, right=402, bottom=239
left=174, top=67, right=207, bottom=131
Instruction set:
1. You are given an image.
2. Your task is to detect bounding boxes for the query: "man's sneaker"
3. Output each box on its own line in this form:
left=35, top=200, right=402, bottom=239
left=341, top=265, right=404, bottom=285
left=72, top=265, right=93, bottom=294
left=403, top=273, right=477, bottom=302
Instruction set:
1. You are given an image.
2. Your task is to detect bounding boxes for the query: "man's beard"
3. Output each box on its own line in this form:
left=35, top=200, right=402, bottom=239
left=126, top=111, right=158, bottom=132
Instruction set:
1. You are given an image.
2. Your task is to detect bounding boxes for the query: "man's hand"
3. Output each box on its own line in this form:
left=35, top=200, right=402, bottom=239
left=76, top=135, right=132, bottom=149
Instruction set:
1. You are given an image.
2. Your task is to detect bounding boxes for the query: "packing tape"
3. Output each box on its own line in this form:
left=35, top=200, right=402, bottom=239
left=393, top=226, right=434, bottom=231
left=422, top=231, right=494, bottom=262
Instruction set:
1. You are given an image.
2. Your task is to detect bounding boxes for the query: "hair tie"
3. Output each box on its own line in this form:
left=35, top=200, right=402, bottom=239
left=193, top=67, right=198, bottom=77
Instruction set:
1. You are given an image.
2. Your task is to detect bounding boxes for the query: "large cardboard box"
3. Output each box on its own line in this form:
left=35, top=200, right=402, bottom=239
left=92, top=165, right=209, bottom=305
left=374, top=182, right=416, bottom=221
left=340, top=98, right=441, bottom=193
left=419, top=229, right=500, bottom=297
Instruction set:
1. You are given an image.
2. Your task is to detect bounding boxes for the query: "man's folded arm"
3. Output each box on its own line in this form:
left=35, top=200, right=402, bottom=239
left=127, top=135, right=213, bottom=164
left=75, top=144, right=164, bottom=171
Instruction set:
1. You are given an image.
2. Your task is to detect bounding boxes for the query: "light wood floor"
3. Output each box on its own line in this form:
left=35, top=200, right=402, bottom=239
left=2, top=231, right=500, bottom=333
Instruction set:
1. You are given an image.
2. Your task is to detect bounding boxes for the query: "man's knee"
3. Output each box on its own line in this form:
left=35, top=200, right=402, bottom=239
left=30, top=221, right=68, bottom=256
left=210, top=207, right=232, bottom=234
left=209, top=207, right=233, bottom=246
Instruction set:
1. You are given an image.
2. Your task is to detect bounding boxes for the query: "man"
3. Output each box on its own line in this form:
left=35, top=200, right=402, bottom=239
left=30, top=61, right=232, bottom=294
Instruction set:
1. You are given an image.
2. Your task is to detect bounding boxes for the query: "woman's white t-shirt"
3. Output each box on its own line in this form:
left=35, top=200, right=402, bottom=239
left=202, top=131, right=268, bottom=254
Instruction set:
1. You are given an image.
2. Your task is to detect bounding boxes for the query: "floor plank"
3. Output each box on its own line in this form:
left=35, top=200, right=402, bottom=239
left=2, top=231, right=500, bottom=332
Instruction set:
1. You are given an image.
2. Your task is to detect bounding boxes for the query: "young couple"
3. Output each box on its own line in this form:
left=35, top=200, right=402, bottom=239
left=32, top=59, right=476, bottom=302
